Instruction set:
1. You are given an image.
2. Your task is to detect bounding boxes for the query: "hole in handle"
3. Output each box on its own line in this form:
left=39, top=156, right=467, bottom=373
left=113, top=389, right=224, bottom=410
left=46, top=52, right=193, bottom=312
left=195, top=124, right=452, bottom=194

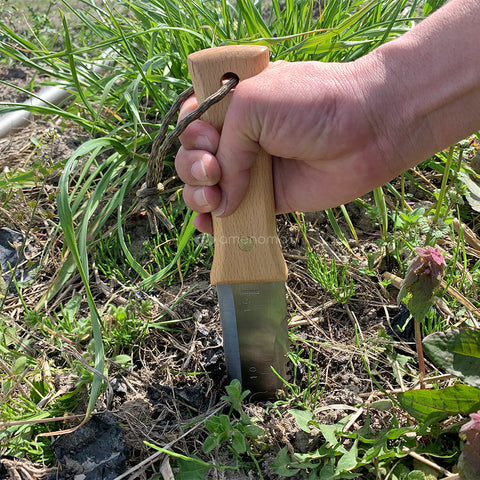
left=221, top=72, right=239, bottom=89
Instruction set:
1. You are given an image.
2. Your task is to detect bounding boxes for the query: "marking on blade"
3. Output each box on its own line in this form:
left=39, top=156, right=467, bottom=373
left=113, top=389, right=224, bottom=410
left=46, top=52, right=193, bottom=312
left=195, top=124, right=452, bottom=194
left=231, top=282, right=288, bottom=394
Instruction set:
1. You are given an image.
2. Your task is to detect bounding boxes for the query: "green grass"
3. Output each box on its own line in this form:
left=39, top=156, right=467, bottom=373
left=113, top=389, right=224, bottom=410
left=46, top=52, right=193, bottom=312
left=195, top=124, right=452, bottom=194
left=2, top=0, right=480, bottom=477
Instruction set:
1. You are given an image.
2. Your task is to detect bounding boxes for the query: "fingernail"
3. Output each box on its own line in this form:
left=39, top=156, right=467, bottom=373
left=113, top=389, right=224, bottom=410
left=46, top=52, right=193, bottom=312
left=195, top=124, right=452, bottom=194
left=192, top=187, right=209, bottom=207
left=212, top=195, right=226, bottom=217
left=191, top=155, right=208, bottom=182
left=195, top=135, right=214, bottom=152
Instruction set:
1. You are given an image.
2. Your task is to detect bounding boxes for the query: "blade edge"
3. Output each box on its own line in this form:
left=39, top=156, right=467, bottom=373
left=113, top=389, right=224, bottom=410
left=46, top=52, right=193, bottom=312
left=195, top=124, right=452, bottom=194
left=217, top=284, right=242, bottom=383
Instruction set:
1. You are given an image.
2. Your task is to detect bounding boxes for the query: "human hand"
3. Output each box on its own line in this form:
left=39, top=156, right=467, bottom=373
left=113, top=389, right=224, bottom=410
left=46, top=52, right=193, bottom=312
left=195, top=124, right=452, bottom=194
left=175, top=59, right=402, bottom=233
left=175, top=0, right=480, bottom=234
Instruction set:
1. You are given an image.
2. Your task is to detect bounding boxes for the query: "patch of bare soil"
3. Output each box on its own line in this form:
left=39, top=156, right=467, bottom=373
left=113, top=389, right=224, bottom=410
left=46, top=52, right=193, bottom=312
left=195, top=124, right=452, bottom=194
left=0, top=64, right=88, bottom=171
left=0, top=63, right=468, bottom=479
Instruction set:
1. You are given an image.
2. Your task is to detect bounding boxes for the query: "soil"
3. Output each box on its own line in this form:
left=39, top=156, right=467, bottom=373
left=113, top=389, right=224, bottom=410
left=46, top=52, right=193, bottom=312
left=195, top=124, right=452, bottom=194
left=0, top=64, right=476, bottom=480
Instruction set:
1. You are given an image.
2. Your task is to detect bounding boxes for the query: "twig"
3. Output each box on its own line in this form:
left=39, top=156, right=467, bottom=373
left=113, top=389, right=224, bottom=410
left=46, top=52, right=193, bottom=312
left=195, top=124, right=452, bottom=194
left=343, top=407, right=364, bottom=432
left=403, top=448, right=454, bottom=477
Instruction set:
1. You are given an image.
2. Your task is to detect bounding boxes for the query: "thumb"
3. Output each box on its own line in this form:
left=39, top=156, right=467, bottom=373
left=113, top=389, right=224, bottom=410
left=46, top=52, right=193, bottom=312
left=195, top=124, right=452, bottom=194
left=213, top=88, right=262, bottom=217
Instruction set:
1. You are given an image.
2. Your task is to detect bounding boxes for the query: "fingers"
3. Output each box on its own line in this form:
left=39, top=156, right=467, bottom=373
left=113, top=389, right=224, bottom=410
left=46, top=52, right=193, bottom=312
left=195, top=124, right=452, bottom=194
left=176, top=150, right=223, bottom=215
left=177, top=96, right=219, bottom=152
left=175, top=147, right=221, bottom=186
left=182, top=183, right=222, bottom=214
left=192, top=213, right=213, bottom=234
left=176, top=88, right=259, bottom=223
left=213, top=84, right=260, bottom=216
left=176, top=94, right=224, bottom=216
left=175, top=94, right=215, bottom=234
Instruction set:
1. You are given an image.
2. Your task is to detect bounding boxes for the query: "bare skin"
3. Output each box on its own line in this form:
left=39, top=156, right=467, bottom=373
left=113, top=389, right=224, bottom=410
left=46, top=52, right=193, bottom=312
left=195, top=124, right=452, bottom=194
left=175, top=0, right=480, bottom=234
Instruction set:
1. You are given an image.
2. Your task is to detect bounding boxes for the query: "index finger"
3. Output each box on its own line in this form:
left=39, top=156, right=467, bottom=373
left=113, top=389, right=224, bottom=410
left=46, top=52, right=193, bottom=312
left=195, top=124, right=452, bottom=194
left=177, top=95, right=220, bottom=153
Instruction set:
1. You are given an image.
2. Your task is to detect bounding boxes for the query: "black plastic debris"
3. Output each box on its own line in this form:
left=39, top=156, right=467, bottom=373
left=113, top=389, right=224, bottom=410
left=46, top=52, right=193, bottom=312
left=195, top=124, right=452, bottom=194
left=389, top=303, right=442, bottom=343
left=389, top=304, right=415, bottom=342
left=0, top=227, right=36, bottom=293
left=49, top=412, right=129, bottom=480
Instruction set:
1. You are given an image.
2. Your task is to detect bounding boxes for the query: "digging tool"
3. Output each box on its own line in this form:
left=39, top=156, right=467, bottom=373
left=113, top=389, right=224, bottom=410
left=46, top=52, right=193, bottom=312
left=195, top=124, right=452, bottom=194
left=187, top=45, right=289, bottom=397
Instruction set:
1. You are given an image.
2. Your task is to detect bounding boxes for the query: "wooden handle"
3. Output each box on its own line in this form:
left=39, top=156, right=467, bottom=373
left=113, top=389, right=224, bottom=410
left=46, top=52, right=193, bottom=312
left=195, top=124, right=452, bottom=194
left=187, top=45, right=288, bottom=285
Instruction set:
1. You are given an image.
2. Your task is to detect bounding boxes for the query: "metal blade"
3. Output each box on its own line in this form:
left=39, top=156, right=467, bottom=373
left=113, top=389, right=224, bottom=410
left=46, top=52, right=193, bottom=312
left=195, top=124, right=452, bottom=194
left=217, top=281, right=288, bottom=396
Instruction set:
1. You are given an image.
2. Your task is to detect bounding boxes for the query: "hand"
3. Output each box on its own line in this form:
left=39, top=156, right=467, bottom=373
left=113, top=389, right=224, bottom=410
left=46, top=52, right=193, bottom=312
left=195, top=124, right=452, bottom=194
left=176, top=0, right=480, bottom=234
left=175, top=60, right=400, bottom=233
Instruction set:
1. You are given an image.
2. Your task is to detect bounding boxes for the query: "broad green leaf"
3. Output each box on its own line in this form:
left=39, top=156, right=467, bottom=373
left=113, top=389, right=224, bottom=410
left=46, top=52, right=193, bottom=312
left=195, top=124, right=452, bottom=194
left=397, top=385, right=480, bottom=423
left=319, top=457, right=336, bottom=479
left=13, top=356, right=28, bottom=375
left=423, top=329, right=480, bottom=387
left=110, top=354, right=132, bottom=365
left=392, top=464, right=411, bottom=480
left=386, top=427, right=415, bottom=440
left=232, top=431, right=247, bottom=454
left=63, top=292, right=82, bottom=320
left=399, top=289, right=433, bottom=324
left=203, top=434, right=218, bottom=454
left=370, top=399, right=393, bottom=411
left=459, top=168, right=480, bottom=212
left=406, top=471, right=426, bottom=480
left=336, top=438, right=359, bottom=473
left=270, top=446, right=299, bottom=477
left=290, top=408, right=314, bottom=433
left=220, top=414, right=232, bottom=433
left=243, top=424, right=264, bottom=438
left=318, top=424, right=339, bottom=446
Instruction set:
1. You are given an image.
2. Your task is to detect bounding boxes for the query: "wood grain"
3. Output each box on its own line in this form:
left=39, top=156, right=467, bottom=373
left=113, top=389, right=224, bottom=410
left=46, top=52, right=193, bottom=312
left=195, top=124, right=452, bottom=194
left=187, top=45, right=288, bottom=285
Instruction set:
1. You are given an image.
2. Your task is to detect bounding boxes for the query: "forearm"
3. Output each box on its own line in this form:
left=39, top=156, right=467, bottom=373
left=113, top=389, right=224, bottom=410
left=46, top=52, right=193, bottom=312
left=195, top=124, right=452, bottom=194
left=356, top=0, right=480, bottom=175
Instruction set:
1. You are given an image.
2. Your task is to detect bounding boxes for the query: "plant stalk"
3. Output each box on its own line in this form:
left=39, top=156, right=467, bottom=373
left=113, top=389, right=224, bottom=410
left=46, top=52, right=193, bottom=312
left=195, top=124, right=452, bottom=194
left=433, top=145, right=455, bottom=225
left=414, top=319, right=426, bottom=389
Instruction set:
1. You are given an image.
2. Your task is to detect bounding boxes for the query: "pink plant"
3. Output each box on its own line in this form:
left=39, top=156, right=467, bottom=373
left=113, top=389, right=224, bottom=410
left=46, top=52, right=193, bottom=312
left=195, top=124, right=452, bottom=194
left=459, top=411, right=480, bottom=479
left=413, top=246, right=446, bottom=280
left=398, top=246, right=446, bottom=322
left=397, top=246, right=446, bottom=389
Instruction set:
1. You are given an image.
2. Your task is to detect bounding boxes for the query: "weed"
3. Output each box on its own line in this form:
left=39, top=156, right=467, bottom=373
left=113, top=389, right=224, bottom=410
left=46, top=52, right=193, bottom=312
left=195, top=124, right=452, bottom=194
left=103, top=304, right=150, bottom=354
left=269, top=348, right=324, bottom=411
left=149, top=380, right=266, bottom=478
left=202, top=380, right=265, bottom=475
left=307, top=249, right=355, bottom=304
left=271, top=408, right=420, bottom=478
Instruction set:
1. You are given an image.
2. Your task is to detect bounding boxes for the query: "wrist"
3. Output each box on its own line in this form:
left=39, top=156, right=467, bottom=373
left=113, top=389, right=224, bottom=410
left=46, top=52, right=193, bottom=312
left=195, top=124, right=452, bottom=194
left=353, top=0, right=480, bottom=176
